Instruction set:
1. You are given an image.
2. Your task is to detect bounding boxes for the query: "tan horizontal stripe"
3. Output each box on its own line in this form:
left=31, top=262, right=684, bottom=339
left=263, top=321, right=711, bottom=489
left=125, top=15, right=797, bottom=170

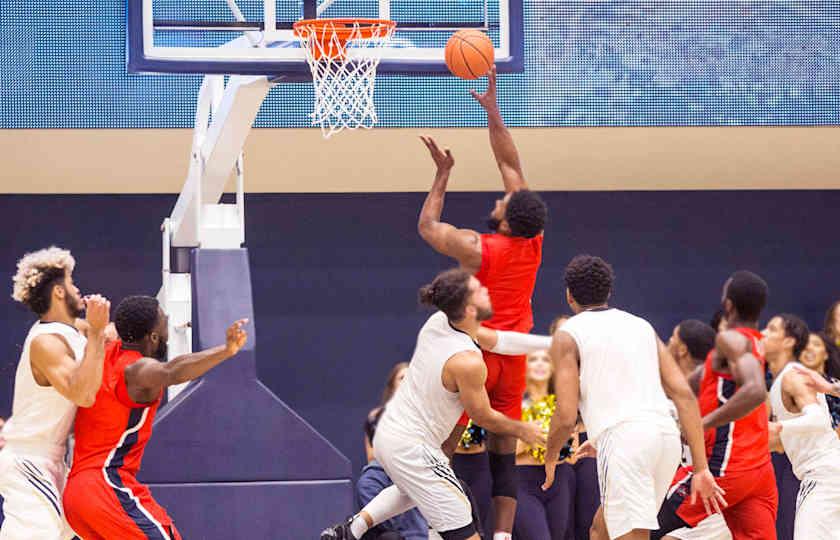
left=1, top=127, right=839, bottom=193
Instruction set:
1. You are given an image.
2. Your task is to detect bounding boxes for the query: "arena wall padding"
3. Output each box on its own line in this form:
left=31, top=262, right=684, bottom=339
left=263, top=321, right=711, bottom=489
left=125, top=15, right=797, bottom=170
left=139, top=248, right=352, bottom=537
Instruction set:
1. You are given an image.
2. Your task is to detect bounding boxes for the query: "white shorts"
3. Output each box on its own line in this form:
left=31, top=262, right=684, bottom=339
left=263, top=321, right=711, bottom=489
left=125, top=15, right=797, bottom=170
left=0, top=449, right=76, bottom=540
left=596, top=422, right=681, bottom=540
left=794, top=476, right=840, bottom=540
left=666, top=513, right=731, bottom=540
left=374, top=429, right=472, bottom=534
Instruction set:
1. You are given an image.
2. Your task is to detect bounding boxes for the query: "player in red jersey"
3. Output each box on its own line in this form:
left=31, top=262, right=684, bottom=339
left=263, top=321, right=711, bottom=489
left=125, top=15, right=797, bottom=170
left=418, top=65, right=548, bottom=539
left=654, top=271, right=778, bottom=540
left=62, top=295, right=248, bottom=540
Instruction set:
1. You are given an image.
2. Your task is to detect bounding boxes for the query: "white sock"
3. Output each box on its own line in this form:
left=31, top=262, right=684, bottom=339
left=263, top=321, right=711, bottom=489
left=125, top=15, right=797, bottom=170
left=493, top=533, right=513, bottom=540
left=364, top=484, right=416, bottom=523
left=349, top=515, right=369, bottom=539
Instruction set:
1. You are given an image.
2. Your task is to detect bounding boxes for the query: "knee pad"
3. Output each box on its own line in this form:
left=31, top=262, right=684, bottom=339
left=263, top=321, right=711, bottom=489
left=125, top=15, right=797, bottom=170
left=439, top=523, right=477, bottom=540
left=488, top=452, right=517, bottom=499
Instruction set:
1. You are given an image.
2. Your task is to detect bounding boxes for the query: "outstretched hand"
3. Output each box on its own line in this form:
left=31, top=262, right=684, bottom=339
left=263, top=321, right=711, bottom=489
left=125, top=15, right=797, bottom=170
left=420, top=135, right=454, bottom=172
left=691, top=468, right=727, bottom=516
left=469, top=65, right=497, bottom=111
left=224, top=319, right=249, bottom=356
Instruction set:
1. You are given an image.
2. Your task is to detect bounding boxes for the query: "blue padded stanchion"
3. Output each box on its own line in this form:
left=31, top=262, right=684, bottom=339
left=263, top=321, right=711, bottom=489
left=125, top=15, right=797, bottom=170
left=139, top=249, right=352, bottom=538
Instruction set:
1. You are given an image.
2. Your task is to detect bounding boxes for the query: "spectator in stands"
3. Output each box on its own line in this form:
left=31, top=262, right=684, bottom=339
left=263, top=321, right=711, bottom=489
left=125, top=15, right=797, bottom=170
left=824, top=301, right=840, bottom=347
left=800, top=332, right=840, bottom=430
left=513, top=347, right=576, bottom=540
left=357, top=363, right=427, bottom=540
left=364, top=363, right=408, bottom=462
left=452, top=422, right=493, bottom=537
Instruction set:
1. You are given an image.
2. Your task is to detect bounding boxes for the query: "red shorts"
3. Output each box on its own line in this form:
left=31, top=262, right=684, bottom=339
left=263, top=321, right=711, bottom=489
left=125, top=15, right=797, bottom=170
left=458, top=351, right=526, bottom=426
left=63, top=469, right=181, bottom=540
left=668, top=461, right=777, bottom=540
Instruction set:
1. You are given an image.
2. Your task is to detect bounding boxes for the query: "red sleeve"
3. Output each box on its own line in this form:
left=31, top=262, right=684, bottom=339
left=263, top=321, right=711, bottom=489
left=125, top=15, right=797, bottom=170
left=114, top=363, right=158, bottom=409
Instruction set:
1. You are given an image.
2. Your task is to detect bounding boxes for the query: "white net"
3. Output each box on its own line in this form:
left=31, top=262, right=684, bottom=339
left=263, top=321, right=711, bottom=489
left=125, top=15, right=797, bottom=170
left=294, top=19, right=396, bottom=138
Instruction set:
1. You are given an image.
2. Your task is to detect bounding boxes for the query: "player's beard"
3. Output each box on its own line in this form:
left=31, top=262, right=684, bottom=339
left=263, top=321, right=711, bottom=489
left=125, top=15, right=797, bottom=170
left=153, top=339, right=168, bottom=361
left=476, top=306, right=493, bottom=322
left=65, top=293, right=84, bottom=319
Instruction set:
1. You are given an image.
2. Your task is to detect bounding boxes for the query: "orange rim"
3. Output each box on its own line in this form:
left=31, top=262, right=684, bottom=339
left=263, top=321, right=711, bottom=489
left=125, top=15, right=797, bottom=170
left=293, top=18, right=396, bottom=40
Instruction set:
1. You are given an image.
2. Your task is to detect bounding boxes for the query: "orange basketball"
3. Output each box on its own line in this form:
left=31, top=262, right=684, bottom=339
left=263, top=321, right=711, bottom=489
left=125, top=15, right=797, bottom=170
left=445, top=30, right=494, bottom=80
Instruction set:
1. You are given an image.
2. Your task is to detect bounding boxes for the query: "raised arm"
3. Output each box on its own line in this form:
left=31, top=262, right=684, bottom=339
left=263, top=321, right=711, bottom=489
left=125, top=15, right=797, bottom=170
left=417, top=136, right=482, bottom=272
left=124, top=319, right=248, bottom=404
left=701, top=331, right=767, bottom=430
left=470, top=66, right=527, bottom=192
left=658, top=337, right=726, bottom=513
left=543, top=330, right=579, bottom=490
left=29, top=295, right=111, bottom=407
left=447, top=351, right=543, bottom=445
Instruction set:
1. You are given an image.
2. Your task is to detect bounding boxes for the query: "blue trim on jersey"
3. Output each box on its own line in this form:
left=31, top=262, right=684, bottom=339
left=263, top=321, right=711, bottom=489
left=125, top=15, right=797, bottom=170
left=19, top=468, right=62, bottom=517
left=708, top=379, right=737, bottom=476
left=106, top=408, right=168, bottom=540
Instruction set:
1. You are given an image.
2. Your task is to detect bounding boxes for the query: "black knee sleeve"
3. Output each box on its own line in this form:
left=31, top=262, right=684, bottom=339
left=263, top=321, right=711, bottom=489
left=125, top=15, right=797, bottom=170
left=439, top=523, right=477, bottom=540
left=488, top=451, right=517, bottom=499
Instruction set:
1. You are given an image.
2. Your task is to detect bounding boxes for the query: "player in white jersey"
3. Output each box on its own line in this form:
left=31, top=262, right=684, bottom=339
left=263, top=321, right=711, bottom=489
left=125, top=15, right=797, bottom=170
left=543, top=255, right=725, bottom=540
left=0, top=247, right=110, bottom=540
left=663, top=320, right=731, bottom=540
left=763, top=313, right=840, bottom=540
left=321, top=268, right=549, bottom=540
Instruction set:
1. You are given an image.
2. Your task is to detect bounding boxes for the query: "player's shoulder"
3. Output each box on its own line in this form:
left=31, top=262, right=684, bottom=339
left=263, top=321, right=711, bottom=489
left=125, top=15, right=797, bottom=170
left=716, top=328, right=750, bottom=351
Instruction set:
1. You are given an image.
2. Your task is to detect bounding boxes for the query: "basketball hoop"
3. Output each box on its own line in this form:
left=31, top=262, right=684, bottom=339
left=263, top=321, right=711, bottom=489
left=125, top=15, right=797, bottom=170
left=293, top=18, right=396, bottom=138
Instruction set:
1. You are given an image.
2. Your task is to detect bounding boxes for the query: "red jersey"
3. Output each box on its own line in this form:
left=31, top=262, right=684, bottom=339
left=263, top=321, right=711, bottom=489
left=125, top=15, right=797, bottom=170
left=70, top=341, right=161, bottom=477
left=475, top=233, right=543, bottom=332
left=698, top=327, right=769, bottom=476
left=64, top=341, right=177, bottom=538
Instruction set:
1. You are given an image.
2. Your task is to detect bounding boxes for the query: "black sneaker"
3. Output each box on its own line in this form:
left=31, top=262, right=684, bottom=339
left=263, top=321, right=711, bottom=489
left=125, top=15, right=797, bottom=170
left=320, top=515, right=357, bottom=540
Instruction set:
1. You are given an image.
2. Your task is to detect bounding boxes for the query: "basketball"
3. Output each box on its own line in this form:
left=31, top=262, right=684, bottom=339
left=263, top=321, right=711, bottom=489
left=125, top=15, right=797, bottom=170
left=445, top=29, right=494, bottom=80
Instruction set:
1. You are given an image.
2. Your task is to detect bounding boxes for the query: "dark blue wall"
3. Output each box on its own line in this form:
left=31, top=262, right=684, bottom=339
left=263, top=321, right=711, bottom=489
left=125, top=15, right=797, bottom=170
left=1, top=191, right=838, bottom=480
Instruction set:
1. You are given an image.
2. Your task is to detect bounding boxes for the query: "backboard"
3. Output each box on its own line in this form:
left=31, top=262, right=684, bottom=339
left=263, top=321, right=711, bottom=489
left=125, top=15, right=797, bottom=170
left=127, top=0, right=523, bottom=75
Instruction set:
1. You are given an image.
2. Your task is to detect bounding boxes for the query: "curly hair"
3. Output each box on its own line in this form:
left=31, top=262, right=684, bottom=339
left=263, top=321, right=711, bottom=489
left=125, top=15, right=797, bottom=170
left=776, top=313, right=810, bottom=359
left=725, top=270, right=768, bottom=322
left=505, top=190, right=547, bottom=238
left=11, top=247, right=76, bottom=315
left=114, top=295, right=160, bottom=343
left=564, top=255, right=614, bottom=307
left=677, top=319, right=717, bottom=362
left=418, top=268, right=472, bottom=321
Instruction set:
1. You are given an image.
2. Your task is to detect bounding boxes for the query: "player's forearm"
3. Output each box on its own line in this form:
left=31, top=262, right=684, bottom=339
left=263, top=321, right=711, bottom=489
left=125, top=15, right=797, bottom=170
left=545, top=415, right=576, bottom=466
left=486, top=109, right=525, bottom=191
left=417, top=171, right=449, bottom=235
left=702, top=381, right=765, bottom=430
left=471, top=408, right=523, bottom=439
left=164, top=345, right=233, bottom=385
left=672, top=392, right=710, bottom=472
left=68, top=329, right=106, bottom=406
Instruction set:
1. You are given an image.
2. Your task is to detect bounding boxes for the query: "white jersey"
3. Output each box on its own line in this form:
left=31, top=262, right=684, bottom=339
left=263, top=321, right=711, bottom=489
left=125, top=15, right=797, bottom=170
left=561, top=308, right=677, bottom=445
left=1, top=321, right=87, bottom=461
left=769, top=362, right=840, bottom=481
left=377, top=311, right=480, bottom=447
